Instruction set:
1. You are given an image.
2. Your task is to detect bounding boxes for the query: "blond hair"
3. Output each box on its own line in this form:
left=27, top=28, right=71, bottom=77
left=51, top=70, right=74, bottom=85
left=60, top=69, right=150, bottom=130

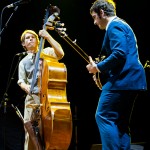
left=20, top=29, right=40, bottom=45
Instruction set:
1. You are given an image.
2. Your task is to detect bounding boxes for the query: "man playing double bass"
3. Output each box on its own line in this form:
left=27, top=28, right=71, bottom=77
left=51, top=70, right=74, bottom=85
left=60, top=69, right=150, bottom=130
left=17, top=28, right=64, bottom=150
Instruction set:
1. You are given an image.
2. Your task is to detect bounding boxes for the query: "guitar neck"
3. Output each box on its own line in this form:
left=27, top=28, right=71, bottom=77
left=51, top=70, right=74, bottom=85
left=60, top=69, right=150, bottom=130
left=57, top=30, right=90, bottom=63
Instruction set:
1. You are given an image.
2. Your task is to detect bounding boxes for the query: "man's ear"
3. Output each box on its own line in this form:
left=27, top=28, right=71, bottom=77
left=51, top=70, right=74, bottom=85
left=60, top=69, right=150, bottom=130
left=99, top=9, right=105, bottom=18
left=98, top=9, right=102, bottom=18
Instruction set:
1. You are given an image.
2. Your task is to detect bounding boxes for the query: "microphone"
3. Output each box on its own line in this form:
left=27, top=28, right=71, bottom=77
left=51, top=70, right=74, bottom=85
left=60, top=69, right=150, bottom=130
left=16, top=52, right=28, bottom=56
left=6, top=0, right=30, bottom=8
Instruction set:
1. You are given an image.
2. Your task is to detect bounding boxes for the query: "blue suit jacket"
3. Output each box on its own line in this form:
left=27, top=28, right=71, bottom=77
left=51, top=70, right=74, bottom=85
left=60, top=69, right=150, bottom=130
left=97, top=17, right=147, bottom=90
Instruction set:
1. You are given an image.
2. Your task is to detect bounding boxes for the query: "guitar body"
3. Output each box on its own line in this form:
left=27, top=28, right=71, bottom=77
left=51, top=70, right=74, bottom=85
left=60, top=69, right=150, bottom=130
left=40, top=53, right=72, bottom=150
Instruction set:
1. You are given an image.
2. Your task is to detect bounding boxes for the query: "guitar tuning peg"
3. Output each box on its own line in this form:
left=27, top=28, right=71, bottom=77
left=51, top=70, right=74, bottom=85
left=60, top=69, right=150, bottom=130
left=73, top=39, right=77, bottom=44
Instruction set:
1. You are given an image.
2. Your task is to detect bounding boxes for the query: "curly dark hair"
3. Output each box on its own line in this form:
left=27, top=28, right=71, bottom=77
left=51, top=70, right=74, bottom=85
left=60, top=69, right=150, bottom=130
left=90, top=0, right=116, bottom=17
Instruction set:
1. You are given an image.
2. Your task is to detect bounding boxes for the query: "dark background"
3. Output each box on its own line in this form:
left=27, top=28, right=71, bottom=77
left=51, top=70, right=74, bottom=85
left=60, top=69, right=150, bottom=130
left=0, top=0, right=150, bottom=150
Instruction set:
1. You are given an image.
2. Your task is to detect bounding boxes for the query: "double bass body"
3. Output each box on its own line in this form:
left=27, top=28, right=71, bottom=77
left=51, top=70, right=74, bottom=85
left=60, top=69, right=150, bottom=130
left=40, top=53, right=72, bottom=150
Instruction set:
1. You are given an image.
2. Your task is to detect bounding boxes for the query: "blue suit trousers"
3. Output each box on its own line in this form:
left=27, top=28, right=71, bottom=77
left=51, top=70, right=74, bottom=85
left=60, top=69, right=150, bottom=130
left=95, top=90, right=139, bottom=150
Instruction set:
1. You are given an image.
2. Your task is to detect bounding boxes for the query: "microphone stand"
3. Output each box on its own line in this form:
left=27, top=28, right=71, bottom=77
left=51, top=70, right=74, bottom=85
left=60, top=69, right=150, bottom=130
left=0, top=55, right=22, bottom=112
left=0, top=54, right=23, bottom=149
left=0, top=5, right=20, bottom=149
left=0, top=5, right=18, bottom=46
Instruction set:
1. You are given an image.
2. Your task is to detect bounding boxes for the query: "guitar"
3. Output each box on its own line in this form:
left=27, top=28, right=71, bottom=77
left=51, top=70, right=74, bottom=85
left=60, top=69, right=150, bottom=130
left=46, top=17, right=104, bottom=90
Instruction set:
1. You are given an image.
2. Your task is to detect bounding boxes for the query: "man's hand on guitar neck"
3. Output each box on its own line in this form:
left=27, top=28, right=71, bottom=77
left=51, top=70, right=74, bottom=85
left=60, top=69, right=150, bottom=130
left=86, top=56, right=100, bottom=74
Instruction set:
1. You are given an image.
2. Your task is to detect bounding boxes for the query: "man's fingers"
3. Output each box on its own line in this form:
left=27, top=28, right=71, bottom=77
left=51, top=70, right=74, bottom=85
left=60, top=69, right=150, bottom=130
left=89, top=56, right=94, bottom=64
left=93, top=74, right=96, bottom=80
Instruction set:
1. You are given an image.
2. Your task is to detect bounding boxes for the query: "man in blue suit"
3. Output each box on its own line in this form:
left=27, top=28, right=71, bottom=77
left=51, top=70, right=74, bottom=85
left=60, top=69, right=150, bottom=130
left=86, top=0, right=147, bottom=149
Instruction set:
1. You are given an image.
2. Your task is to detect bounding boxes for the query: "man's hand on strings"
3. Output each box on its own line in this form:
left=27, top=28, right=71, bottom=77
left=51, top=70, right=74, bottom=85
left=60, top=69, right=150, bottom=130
left=86, top=56, right=99, bottom=74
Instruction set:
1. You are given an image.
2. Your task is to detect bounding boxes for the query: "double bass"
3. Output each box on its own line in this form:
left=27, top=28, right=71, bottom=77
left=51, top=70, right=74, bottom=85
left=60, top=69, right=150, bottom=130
left=30, top=5, right=72, bottom=150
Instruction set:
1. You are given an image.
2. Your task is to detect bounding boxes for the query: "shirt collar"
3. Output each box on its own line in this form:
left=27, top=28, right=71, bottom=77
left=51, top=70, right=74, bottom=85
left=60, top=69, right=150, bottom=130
left=106, top=16, right=117, bottom=30
left=27, top=52, right=36, bottom=59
